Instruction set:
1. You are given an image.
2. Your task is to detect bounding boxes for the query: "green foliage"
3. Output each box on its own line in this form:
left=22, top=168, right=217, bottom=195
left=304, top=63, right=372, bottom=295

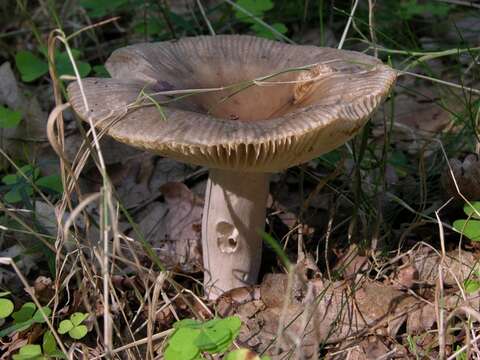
left=455, top=345, right=468, bottom=360
left=12, top=344, right=43, bottom=360
left=92, top=65, right=109, bottom=77
left=164, top=316, right=242, bottom=360
left=13, top=331, right=65, bottom=360
left=15, top=49, right=90, bottom=83
left=464, top=278, right=480, bottom=293
left=453, top=202, right=480, bottom=242
left=235, top=0, right=273, bottom=20
left=396, top=0, right=451, bottom=20
left=55, top=50, right=91, bottom=79
left=260, top=231, right=292, bottom=270
left=1, top=165, right=63, bottom=204
left=0, top=302, right=52, bottom=337
left=133, top=18, right=164, bottom=37
left=251, top=23, right=287, bottom=39
left=80, top=0, right=128, bottom=17
left=462, top=265, right=480, bottom=294
left=15, top=51, right=49, bottom=82
left=388, top=150, right=409, bottom=177
left=42, top=330, right=65, bottom=358
left=234, top=0, right=287, bottom=40
left=58, top=312, right=89, bottom=340
left=0, top=106, right=22, bottom=128
left=0, top=292, right=14, bottom=319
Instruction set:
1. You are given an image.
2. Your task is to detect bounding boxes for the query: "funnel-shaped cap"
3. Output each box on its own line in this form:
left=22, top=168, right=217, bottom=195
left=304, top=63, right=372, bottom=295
left=68, top=35, right=396, bottom=172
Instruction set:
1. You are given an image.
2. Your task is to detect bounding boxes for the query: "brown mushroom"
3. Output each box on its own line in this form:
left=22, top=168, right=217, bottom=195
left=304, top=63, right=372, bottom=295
left=67, top=35, right=396, bottom=299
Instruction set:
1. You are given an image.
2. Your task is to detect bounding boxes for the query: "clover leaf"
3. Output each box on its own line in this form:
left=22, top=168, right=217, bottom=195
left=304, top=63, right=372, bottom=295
left=12, top=344, right=43, bottom=360
left=453, top=202, right=480, bottom=242
left=58, top=312, right=89, bottom=340
left=0, top=302, right=52, bottom=338
left=164, top=316, right=242, bottom=360
left=0, top=106, right=22, bottom=128
left=0, top=291, right=14, bottom=319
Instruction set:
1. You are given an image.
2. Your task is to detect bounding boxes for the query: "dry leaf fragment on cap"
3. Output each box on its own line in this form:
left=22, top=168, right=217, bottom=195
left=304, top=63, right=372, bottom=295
left=293, top=63, right=336, bottom=104
left=68, top=35, right=396, bottom=299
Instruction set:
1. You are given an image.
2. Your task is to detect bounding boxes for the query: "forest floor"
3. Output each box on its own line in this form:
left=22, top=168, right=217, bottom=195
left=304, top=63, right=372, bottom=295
left=0, top=0, right=480, bottom=359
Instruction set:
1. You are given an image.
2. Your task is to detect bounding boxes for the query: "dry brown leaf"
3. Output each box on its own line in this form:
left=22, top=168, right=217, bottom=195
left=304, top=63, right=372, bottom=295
left=130, top=182, right=203, bottom=272
left=327, top=337, right=391, bottom=360
left=412, top=248, right=477, bottom=286
left=219, top=274, right=422, bottom=358
left=393, top=264, right=419, bottom=289
left=442, top=154, right=480, bottom=200
left=333, top=245, right=369, bottom=280
left=33, top=276, right=54, bottom=303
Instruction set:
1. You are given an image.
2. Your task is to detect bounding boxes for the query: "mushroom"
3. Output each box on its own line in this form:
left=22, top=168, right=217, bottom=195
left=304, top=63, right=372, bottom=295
left=67, top=35, right=396, bottom=299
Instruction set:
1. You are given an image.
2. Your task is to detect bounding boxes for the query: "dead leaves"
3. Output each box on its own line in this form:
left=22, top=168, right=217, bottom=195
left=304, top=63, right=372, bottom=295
left=443, top=154, right=480, bottom=200
left=215, top=244, right=480, bottom=359
left=132, top=181, right=203, bottom=273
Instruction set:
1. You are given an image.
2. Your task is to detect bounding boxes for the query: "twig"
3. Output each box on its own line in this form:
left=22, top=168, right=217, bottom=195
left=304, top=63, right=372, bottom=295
left=196, top=0, right=215, bottom=35
left=367, top=0, right=377, bottom=57
left=338, top=0, right=359, bottom=49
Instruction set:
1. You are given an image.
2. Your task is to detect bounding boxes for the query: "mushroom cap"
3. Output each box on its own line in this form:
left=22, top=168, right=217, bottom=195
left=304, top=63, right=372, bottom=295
left=68, top=35, right=396, bottom=172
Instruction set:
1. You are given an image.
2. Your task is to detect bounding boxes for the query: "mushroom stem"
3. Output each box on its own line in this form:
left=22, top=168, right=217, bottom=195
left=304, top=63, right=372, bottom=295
left=202, top=168, right=270, bottom=299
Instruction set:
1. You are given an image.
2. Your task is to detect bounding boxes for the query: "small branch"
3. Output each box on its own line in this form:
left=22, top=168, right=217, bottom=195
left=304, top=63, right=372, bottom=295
left=338, top=0, right=359, bottom=49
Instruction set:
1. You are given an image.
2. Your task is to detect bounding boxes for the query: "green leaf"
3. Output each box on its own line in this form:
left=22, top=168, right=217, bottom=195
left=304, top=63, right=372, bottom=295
left=58, top=320, right=73, bottom=334
left=0, top=319, right=34, bottom=338
left=70, top=312, right=88, bottom=326
left=92, top=65, right=109, bottom=77
left=0, top=297, right=14, bottom=319
left=453, top=219, right=480, bottom=241
left=235, top=0, right=273, bottom=22
left=220, top=316, right=242, bottom=339
left=15, top=51, right=48, bottom=82
left=0, top=106, right=22, bottom=128
left=2, top=174, right=18, bottom=185
left=194, top=317, right=241, bottom=353
left=166, top=317, right=242, bottom=358
left=69, top=325, right=88, bottom=339
left=55, top=52, right=91, bottom=78
left=173, top=318, right=202, bottom=329
left=169, top=327, right=201, bottom=349
left=134, top=18, right=164, bottom=36
left=4, top=188, right=28, bottom=204
left=80, top=0, right=128, bottom=17
left=463, top=202, right=480, bottom=219
left=32, top=306, right=51, bottom=323
left=12, top=344, right=43, bottom=360
left=5, top=170, right=18, bottom=183
left=464, top=279, right=480, bottom=294
left=0, top=291, right=11, bottom=297
left=251, top=22, right=287, bottom=39
left=164, top=341, right=200, bottom=360
left=12, top=302, right=36, bottom=323
left=3, top=165, right=40, bottom=185
left=195, top=325, right=231, bottom=352
left=43, top=330, right=57, bottom=355
left=4, top=187, right=33, bottom=204
left=260, top=231, right=292, bottom=269
left=36, top=175, right=63, bottom=193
